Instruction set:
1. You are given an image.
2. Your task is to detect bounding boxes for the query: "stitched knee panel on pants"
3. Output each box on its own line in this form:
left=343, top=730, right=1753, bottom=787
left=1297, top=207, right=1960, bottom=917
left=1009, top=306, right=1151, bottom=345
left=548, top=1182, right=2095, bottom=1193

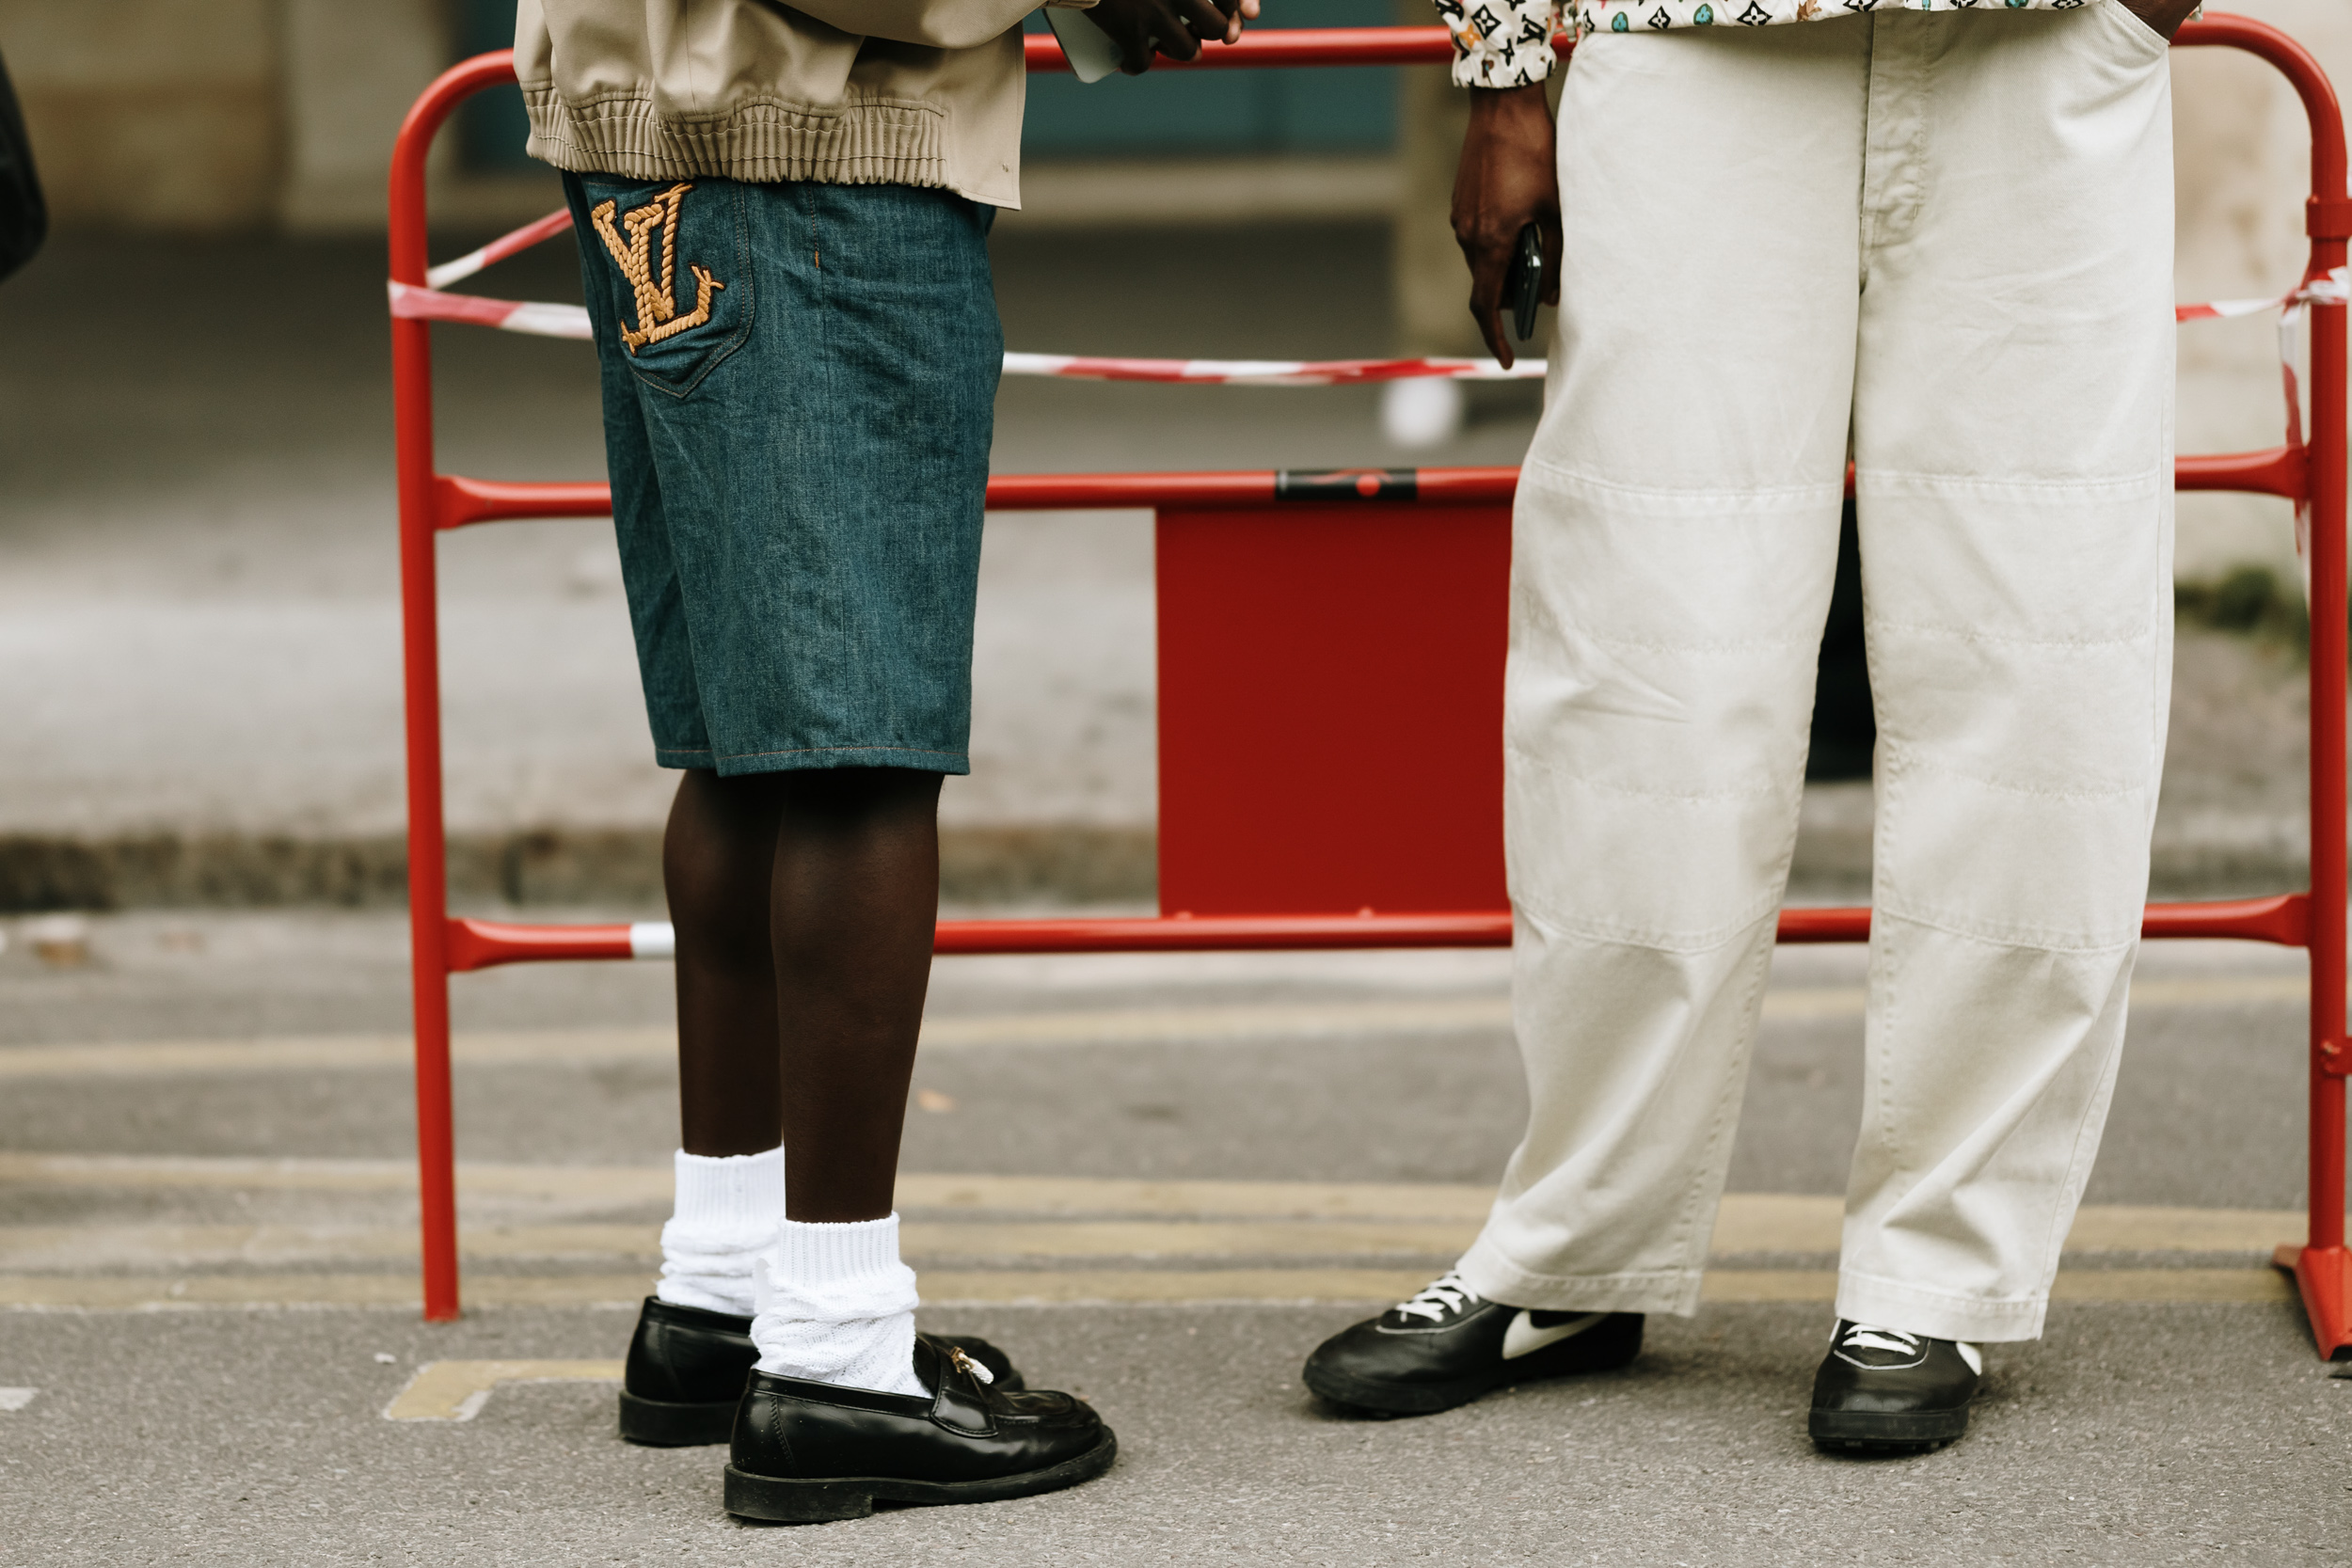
left=1506, top=469, right=1837, bottom=946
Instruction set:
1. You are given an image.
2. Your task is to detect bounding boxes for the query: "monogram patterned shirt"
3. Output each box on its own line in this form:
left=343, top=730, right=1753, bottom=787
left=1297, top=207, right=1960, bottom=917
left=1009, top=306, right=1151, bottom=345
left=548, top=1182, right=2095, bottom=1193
left=1438, top=0, right=2100, bottom=87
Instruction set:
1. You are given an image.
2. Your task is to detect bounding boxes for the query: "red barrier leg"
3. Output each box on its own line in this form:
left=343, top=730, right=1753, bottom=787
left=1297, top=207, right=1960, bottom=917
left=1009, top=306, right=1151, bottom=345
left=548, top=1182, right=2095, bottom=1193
left=390, top=71, right=478, bottom=1323
left=399, top=473, right=462, bottom=1323
left=399, top=490, right=462, bottom=1322
left=2293, top=274, right=2350, bottom=1359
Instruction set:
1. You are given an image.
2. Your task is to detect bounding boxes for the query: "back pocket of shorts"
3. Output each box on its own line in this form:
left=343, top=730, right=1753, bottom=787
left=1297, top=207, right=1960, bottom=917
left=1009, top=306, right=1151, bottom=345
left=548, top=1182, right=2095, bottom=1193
left=577, top=176, right=753, bottom=398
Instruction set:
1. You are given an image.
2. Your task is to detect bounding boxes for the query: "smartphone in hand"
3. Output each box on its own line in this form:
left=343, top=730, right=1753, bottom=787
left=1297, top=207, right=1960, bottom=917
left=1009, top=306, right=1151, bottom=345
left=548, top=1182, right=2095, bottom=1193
left=1046, top=8, right=1126, bottom=82
left=1504, top=224, right=1545, bottom=344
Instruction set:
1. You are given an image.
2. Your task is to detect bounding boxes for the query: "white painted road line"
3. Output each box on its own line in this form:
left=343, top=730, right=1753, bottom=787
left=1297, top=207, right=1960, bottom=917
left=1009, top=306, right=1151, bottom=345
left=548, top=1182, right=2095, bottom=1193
left=0, top=973, right=2311, bottom=1081
left=2, top=1268, right=2296, bottom=1312
left=0, top=1387, right=38, bottom=1411
left=384, top=1360, right=622, bottom=1421
left=0, top=1156, right=2307, bottom=1250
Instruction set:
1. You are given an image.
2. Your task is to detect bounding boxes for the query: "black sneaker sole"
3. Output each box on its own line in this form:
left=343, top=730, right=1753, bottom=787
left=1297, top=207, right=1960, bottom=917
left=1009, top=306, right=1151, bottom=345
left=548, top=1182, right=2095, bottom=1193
left=1303, top=1323, right=1643, bottom=1418
left=1303, top=1359, right=1496, bottom=1416
left=617, top=1391, right=735, bottom=1448
left=1808, top=1405, right=1969, bottom=1453
left=723, top=1433, right=1118, bottom=1523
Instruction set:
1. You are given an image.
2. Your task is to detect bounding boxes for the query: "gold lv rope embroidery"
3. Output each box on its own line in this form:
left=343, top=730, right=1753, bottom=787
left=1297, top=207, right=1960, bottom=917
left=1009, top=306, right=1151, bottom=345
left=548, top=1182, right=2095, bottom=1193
left=590, top=183, right=725, bottom=354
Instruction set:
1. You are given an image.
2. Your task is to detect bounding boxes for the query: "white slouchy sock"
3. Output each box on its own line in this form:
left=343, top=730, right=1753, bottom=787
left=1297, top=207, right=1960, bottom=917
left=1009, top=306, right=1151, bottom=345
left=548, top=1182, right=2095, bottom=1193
left=654, top=1146, right=786, bottom=1318
left=750, top=1213, right=925, bottom=1397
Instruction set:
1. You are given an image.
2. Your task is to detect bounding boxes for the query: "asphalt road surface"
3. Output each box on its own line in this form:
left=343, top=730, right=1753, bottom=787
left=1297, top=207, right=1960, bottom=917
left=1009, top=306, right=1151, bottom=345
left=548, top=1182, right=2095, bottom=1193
left=1, top=911, right=2347, bottom=1563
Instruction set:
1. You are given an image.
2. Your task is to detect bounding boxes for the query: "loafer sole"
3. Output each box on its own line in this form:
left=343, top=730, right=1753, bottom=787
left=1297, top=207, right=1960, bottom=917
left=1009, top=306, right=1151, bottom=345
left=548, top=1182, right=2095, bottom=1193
left=617, top=1391, right=735, bottom=1448
left=1808, top=1405, right=1969, bottom=1452
left=723, top=1431, right=1118, bottom=1523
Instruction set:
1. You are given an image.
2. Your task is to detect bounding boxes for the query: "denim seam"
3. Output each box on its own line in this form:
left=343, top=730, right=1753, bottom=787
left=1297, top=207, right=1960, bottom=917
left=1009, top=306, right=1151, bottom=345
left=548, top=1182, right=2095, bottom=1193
left=720, top=744, right=967, bottom=763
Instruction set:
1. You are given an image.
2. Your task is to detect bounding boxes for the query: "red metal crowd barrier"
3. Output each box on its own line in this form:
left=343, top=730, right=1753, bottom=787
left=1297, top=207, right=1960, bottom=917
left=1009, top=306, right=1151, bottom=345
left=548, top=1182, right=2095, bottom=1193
left=389, top=21, right=2351, bottom=1351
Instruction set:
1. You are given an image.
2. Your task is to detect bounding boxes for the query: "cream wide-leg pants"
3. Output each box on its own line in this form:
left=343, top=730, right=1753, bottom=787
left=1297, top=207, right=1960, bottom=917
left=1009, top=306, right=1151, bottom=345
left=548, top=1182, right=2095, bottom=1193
left=1457, top=2, right=2176, bottom=1344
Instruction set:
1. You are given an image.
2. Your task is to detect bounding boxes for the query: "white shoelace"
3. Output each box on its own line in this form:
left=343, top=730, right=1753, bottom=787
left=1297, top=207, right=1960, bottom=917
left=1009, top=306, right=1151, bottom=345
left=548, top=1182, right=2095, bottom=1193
left=1837, top=1323, right=1923, bottom=1355
left=1837, top=1321, right=1984, bottom=1373
left=1394, top=1271, right=1482, bottom=1323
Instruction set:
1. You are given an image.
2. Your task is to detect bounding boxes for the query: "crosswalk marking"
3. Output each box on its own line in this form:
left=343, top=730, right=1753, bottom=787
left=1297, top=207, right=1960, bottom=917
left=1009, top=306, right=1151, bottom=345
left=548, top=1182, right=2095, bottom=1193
left=384, top=1360, right=623, bottom=1422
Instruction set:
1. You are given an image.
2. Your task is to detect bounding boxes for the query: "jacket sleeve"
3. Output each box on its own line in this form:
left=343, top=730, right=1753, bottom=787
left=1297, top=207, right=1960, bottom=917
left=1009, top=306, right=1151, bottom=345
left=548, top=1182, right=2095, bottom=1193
left=782, top=0, right=1088, bottom=50
left=1435, top=0, right=1560, bottom=88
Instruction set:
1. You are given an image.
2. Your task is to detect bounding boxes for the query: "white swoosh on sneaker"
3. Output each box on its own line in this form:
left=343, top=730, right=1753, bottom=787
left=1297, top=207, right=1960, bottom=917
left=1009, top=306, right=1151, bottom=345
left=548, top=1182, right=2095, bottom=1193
left=1501, top=1310, right=1606, bottom=1360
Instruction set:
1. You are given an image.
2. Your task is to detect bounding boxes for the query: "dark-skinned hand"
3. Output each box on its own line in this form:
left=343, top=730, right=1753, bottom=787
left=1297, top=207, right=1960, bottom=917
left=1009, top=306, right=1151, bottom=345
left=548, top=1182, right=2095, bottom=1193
left=1452, top=83, right=1560, bottom=368
left=1084, top=0, right=1260, bottom=73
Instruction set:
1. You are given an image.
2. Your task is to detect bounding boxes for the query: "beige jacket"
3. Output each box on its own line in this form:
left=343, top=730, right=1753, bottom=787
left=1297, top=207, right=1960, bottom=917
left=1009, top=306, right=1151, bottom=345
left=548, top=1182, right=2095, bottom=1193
left=515, top=1, right=1087, bottom=209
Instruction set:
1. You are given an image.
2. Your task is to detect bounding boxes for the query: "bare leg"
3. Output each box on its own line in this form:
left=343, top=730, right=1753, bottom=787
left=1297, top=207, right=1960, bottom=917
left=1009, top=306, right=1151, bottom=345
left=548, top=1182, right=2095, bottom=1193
left=771, top=768, right=942, bottom=1223
left=662, top=766, right=940, bottom=1216
left=664, top=768, right=787, bottom=1158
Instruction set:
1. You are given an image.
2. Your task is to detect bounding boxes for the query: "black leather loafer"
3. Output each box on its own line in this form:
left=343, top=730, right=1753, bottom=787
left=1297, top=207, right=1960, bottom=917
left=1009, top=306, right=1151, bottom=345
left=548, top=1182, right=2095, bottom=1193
left=1809, top=1320, right=1982, bottom=1452
left=617, top=1296, right=1022, bottom=1447
left=724, top=1335, right=1114, bottom=1522
left=1303, top=1272, right=1643, bottom=1416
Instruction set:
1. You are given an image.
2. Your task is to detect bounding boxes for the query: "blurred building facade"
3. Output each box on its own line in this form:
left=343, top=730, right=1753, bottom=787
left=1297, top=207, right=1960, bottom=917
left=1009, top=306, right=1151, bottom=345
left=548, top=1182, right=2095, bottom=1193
left=0, top=0, right=2343, bottom=576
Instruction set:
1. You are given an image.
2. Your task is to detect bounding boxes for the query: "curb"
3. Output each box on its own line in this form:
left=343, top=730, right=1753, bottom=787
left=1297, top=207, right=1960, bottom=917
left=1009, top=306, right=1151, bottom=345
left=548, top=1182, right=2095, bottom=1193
left=0, top=827, right=1158, bottom=912
left=0, top=824, right=2312, bottom=913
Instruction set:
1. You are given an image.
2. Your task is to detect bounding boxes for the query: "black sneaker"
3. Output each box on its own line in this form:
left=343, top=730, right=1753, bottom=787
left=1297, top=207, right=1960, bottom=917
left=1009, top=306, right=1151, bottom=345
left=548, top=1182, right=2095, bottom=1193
left=724, top=1334, right=1115, bottom=1522
left=1302, top=1271, right=1643, bottom=1416
left=617, top=1296, right=1023, bottom=1447
left=1808, top=1320, right=1982, bottom=1452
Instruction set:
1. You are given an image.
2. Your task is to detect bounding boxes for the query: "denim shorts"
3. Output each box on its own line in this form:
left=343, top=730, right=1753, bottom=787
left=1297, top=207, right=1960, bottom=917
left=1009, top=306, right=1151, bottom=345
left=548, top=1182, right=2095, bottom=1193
left=563, top=172, right=1001, bottom=776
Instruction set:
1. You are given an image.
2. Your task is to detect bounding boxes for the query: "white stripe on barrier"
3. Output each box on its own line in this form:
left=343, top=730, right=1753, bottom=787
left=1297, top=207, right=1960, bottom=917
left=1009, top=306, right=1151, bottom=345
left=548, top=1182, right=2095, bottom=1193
left=424, top=209, right=580, bottom=290
left=628, top=922, right=675, bottom=960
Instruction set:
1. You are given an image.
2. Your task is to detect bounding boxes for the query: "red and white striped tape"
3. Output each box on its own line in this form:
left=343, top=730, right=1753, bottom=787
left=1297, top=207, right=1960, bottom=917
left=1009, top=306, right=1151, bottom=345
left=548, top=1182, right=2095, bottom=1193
left=389, top=280, right=593, bottom=340
left=388, top=279, right=1545, bottom=381
left=424, top=208, right=578, bottom=290
left=2178, top=267, right=2348, bottom=321
left=394, top=208, right=2349, bottom=385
